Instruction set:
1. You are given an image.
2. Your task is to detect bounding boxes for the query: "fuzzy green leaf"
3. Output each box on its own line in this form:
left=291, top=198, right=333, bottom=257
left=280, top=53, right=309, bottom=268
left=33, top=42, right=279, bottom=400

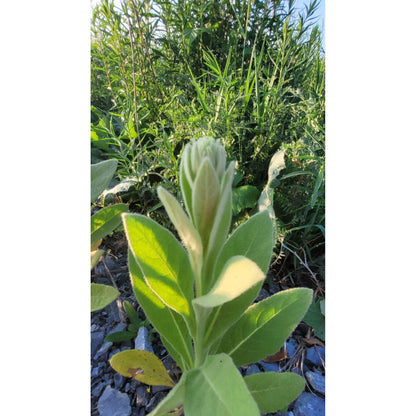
left=91, top=283, right=119, bottom=312
left=91, top=203, right=128, bottom=245
left=245, top=372, right=305, bottom=413
left=105, top=331, right=136, bottom=343
left=157, top=186, right=203, bottom=278
left=123, top=213, right=195, bottom=332
left=193, top=256, right=264, bottom=309
left=184, top=354, right=259, bottom=416
left=91, top=159, right=118, bottom=201
left=192, top=158, right=220, bottom=248
left=216, top=288, right=313, bottom=366
left=128, top=250, right=194, bottom=370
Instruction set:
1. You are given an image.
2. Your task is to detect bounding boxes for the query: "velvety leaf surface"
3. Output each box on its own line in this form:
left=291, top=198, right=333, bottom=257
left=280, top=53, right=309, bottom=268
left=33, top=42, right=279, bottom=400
left=91, top=159, right=118, bottom=201
left=193, top=256, right=264, bottom=309
left=91, top=249, right=104, bottom=269
left=123, top=213, right=195, bottom=330
left=157, top=186, right=203, bottom=278
left=91, top=203, right=128, bottom=245
left=245, top=372, right=305, bottom=413
left=91, top=283, right=119, bottom=312
left=128, top=250, right=194, bottom=370
left=192, top=158, right=220, bottom=248
left=109, top=349, right=174, bottom=387
left=216, top=288, right=313, bottom=366
left=184, top=354, right=260, bottom=416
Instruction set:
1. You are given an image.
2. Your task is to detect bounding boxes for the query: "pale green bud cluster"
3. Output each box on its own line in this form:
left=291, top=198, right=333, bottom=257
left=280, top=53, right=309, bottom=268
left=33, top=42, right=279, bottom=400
left=178, top=136, right=235, bottom=293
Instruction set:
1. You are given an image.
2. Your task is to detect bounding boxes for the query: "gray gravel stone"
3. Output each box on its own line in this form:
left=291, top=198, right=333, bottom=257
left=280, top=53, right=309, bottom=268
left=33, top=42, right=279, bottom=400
left=260, top=361, right=280, bottom=372
left=97, top=386, right=131, bottom=416
left=91, top=366, right=100, bottom=378
left=91, top=382, right=106, bottom=399
left=135, top=327, right=154, bottom=353
left=135, top=385, right=149, bottom=407
left=94, top=341, right=113, bottom=361
left=146, top=392, right=168, bottom=413
left=286, top=339, right=298, bottom=358
left=305, top=371, right=325, bottom=395
left=293, top=392, right=325, bottom=416
left=152, top=385, right=171, bottom=394
left=91, top=331, right=105, bottom=356
left=245, top=364, right=261, bottom=376
left=256, top=288, right=270, bottom=302
left=114, top=373, right=126, bottom=389
left=305, top=347, right=325, bottom=367
left=107, top=322, right=127, bottom=336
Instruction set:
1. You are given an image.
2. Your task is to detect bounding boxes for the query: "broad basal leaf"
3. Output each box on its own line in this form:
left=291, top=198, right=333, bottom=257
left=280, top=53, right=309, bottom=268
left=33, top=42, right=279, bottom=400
left=216, top=288, right=313, bottom=366
left=91, top=283, right=119, bottom=312
left=184, top=354, right=260, bottom=416
left=122, top=213, right=195, bottom=332
left=110, top=349, right=174, bottom=387
left=128, top=250, right=194, bottom=370
left=91, top=203, right=128, bottom=245
left=245, top=372, right=305, bottom=413
left=91, top=159, right=118, bottom=201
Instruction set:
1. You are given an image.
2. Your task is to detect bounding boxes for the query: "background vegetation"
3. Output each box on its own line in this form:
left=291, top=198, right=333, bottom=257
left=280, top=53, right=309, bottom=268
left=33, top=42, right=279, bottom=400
left=91, top=0, right=325, bottom=294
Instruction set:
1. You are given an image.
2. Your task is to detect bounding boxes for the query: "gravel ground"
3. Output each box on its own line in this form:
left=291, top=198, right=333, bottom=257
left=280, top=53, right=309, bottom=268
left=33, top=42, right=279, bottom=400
left=91, top=241, right=325, bottom=416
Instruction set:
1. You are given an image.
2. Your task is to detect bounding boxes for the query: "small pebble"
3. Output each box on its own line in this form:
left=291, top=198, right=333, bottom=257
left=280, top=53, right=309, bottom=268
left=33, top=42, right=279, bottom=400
left=305, top=347, right=325, bottom=367
left=135, top=385, right=149, bottom=407
left=91, top=331, right=105, bottom=356
left=245, top=364, right=261, bottom=376
left=293, top=392, right=325, bottom=416
left=94, top=341, right=113, bottom=361
left=256, top=288, right=270, bottom=302
left=286, top=339, right=298, bottom=358
left=91, top=382, right=106, bottom=399
left=305, top=371, right=325, bottom=395
left=91, top=367, right=100, bottom=378
left=146, top=392, right=168, bottom=413
left=97, top=386, right=131, bottom=416
left=260, top=361, right=279, bottom=372
left=114, top=373, right=126, bottom=389
left=135, top=327, right=154, bottom=353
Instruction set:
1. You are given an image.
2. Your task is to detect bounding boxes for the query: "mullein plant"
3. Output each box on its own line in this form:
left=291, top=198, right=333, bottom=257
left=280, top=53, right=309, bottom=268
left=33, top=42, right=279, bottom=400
left=109, top=136, right=313, bottom=415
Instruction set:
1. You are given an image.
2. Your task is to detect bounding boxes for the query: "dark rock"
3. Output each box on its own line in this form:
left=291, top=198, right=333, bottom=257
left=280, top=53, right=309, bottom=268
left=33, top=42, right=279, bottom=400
left=91, top=382, right=106, bottom=399
left=135, top=327, right=154, bottom=353
left=293, top=392, right=325, bottom=416
left=94, top=341, right=113, bottom=361
left=260, top=361, right=279, bottom=372
left=91, top=324, right=99, bottom=332
left=135, top=385, right=149, bottom=407
left=91, top=331, right=105, bottom=356
left=305, top=347, right=325, bottom=367
left=107, top=322, right=127, bottom=337
left=91, top=366, right=100, bottom=378
left=286, top=339, right=298, bottom=358
left=291, top=364, right=310, bottom=376
left=256, top=288, right=270, bottom=302
left=146, top=392, right=168, bottom=413
left=152, top=385, right=171, bottom=394
left=114, top=373, right=126, bottom=389
left=305, top=371, right=325, bottom=395
left=245, top=364, right=261, bottom=376
left=97, top=386, right=131, bottom=416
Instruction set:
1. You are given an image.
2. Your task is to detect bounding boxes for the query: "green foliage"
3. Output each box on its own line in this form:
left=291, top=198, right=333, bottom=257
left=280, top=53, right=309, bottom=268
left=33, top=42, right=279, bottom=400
left=302, top=297, right=325, bottom=341
left=91, top=159, right=128, bottom=311
left=118, top=137, right=312, bottom=415
left=104, top=300, right=147, bottom=343
left=91, top=0, right=325, bottom=283
left=91, top=283, right=119, bottom=312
